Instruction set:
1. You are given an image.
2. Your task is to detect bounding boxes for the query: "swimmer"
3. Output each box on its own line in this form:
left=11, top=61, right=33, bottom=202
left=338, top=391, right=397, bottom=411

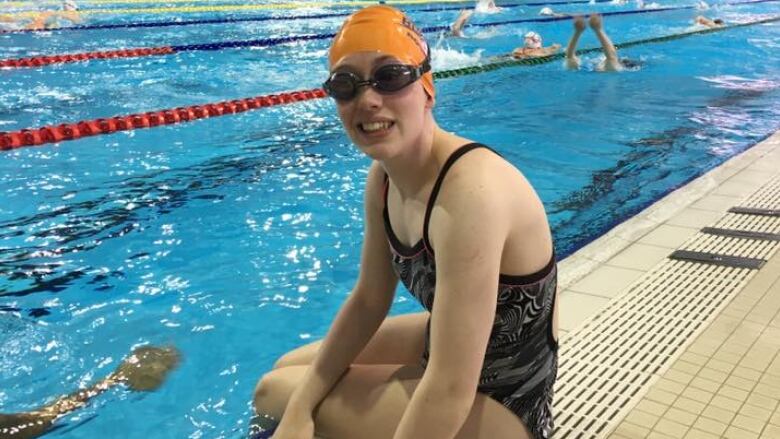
left=253, top=5, right=559, bottom=439
left=696, top=0, right=710, bottom=10
left=539, top=7, right=566, bottom=17
left=4, top=0, right=82, bottom=31
left=475, top=0, right=501, bottom=13
left=512, top=31, right=561, bottom=59
left=566, top=14, right=638, bottom=72
left=0, top=346, right=180, bottom=439
left=695, top=15, right=725, bottom=28
left=449, top=9, right=474, bottom=37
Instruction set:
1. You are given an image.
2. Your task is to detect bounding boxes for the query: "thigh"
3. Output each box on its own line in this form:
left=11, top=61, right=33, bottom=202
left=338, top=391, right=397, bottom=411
left=274, top=311, right=429, bottom=369
left=255, top=364, right=532, bottom=439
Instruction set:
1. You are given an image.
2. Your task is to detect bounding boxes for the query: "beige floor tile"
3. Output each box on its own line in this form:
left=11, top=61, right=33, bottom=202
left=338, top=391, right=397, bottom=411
left=680, top=352, right=710, bottom=367
left=665, top=369, right=696, bottom=386
left=673, top=397, right=707, bottom=415
left=709, top=395, right=743, bottom=412
left=692, top=417, right=728, bottom=435
left=745, top=394, right=778, bottom=413
left=761, top=424, right=780, bottom=438
left=637, top=224, right=699, bottom=249
left=636, top=399, right=670, bottom=417
left=712, top=180, right=763, bottom=198
left=613, top=421, right=652, bottom=438
left=718, top=385, right=750, bottom=402
left=732, top=367, right=763, bottom=382
left=665, top=408, right=698, bottom=426
left=654, top=419, right=690, bottom=438
left=665, top=208, right=724, bottom=229
left=728, top=169, right=776, bottom=186
left=723, top=425, right=760, bottom=439
left=705, top=359, right=736, bottom=375
left=647, top=432, right=677, bottom=439
left=557, top=290, right=611, bottom=331
left=690, top=194, right=744, bottom=213
left=568, top=264, right=645, bottom=299
left=701, top=404, right=736, bottom=423
left=739, top=404, right=773, bottom=423
left=647, top=388, right=680, bottom=406
left=575, top=234, right=633, bottom=263
left=607, top=243, right=671, bottom=271
left=674, top=361, right=704, bottom=377
left=625, top=410, right=662, bottom=430
left=689, top=377, right=722, bottom=394
left=682, top=387, right=715, bottom=405
left=731, top=414, right=764, bottom=434
left=684, top=429, right=721, bottom=439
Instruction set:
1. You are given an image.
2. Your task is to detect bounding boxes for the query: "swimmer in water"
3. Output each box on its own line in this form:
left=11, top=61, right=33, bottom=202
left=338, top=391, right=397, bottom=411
left=566, top=14, right=639, bottom=72
left=512, top=31, right=561, bottom=59
left=253, top=5, right=559, bottom=439
left=475, top=0, right=501, bottom=13
left=449, top=9, right=474, bottom=37
left=694, top=15, right=725, bottom=28
left=0, top=346, right=180, bottom=439
left=539, top=7, right=566, bottom=17
left=1, top=0, right=82, bottom=31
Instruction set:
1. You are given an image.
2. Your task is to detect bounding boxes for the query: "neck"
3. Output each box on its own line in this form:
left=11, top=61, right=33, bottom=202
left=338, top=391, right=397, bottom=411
left=380, top=118, right=465, bottom=201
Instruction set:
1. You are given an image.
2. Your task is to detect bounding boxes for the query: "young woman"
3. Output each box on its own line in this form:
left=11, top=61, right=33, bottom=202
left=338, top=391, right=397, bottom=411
left=253, top=6, right=558, bottom=439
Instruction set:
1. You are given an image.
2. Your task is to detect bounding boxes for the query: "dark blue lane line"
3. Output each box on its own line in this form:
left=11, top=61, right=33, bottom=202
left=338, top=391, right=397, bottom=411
left=0, top=0, right=617, bottom=34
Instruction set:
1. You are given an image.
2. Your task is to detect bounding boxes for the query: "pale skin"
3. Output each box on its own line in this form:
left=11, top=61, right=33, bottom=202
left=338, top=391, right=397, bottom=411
left=253, top=51, right=558, bottom=439
left=450, top=9, right=474, bottom=37
left=566, top=14, right=624, bottom=72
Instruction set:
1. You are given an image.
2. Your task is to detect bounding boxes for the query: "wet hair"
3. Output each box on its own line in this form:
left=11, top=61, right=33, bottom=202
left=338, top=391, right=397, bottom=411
left=713, top=19, right=724, bottom=24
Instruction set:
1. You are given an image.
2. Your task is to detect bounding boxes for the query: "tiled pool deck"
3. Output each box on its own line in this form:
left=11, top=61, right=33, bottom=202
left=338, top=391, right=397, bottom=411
left=556, top=130, right=780, bottom=438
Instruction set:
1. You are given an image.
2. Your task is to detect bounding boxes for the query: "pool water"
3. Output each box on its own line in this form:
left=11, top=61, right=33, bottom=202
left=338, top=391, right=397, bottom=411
left=1, top=0, right=779, bottom=437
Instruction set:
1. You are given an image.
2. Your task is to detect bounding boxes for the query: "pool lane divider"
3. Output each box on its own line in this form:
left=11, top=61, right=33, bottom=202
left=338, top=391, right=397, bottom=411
left=0, top=89, right=328, bottom=150
left=2, top=15, right=778, bottom=152
left=0, top=2, right=751, bottom=69
left=2, top=0, right=616, bottom=35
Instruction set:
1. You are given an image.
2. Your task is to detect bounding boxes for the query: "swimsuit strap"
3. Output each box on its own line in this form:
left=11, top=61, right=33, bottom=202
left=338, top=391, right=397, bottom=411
left=422, top=143, right=497, bottom=255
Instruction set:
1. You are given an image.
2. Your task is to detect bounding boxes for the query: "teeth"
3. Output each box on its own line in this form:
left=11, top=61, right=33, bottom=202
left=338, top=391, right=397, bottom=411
left=361, top=121, right=391, bottom=132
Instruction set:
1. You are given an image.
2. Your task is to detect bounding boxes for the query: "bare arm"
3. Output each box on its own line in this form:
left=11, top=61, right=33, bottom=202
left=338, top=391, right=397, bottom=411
left=282, top=161, right=399, bottom=419
left=393, top=162, right=508, bottom=438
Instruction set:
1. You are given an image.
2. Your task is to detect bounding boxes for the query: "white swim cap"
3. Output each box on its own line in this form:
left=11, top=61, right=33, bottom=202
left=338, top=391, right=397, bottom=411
left=62, top=0, right=78, bottom=11
left=524, top=31, right=542, bottom=49
left=539, top=7, right=554, bottom=15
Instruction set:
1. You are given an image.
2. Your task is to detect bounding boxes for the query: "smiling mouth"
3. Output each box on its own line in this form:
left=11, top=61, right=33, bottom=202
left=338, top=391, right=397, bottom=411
left=359, top=121, right=394, bottom=134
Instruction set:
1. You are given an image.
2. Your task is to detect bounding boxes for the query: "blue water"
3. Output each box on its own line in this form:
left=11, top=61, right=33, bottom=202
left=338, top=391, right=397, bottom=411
left=1, top=0, right=779, bottom=437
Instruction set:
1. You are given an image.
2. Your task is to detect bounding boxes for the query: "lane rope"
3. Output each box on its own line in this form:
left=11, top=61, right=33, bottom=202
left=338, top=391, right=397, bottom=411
left=7, top=1, right=773, bottom=69
left=2, top=15, right=778, bottom=151
left=2, top=0, right=617, bottom=34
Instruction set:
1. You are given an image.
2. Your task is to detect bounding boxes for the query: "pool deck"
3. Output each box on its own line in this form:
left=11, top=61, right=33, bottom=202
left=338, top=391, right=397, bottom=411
left=555, top=129, right=780, bottom=438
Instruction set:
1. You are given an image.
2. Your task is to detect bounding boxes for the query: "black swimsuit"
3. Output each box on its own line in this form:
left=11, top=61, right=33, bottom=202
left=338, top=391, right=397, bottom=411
left=382, top=143, right=558, bottom=439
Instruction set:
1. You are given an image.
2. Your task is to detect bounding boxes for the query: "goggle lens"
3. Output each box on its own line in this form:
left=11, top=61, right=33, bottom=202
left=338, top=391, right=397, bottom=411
left=323, top=64, right=425, bottom=101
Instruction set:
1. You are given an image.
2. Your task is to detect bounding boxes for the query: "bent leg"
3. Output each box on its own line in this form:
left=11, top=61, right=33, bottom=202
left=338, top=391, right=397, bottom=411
left=254, top=364, right=533, bottom=439
left=566, top=16, right=586, bottom=69
left=273, top=311, right=429, bottom=369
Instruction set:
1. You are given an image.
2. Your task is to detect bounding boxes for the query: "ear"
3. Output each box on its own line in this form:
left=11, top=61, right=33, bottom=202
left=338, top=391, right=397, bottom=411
left=424, top=91, right=435, bottom=109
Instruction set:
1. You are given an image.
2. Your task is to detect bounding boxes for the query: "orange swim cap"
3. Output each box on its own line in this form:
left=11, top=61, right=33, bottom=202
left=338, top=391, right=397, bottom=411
left=328, top=5, right=435, bottom=99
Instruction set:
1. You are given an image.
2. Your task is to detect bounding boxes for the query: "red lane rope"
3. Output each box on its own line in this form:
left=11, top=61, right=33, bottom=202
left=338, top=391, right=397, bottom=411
left=0, top=46, right=176, bottom=69
left=0, top=88, right=327, bottom=151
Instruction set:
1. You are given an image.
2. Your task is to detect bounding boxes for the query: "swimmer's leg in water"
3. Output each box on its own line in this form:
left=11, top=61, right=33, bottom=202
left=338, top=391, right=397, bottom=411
left=565, top=16, right=587, bottom=69
left=588, top=14, right=622, bottom=71
left=0, top=346, right=180, bottom=439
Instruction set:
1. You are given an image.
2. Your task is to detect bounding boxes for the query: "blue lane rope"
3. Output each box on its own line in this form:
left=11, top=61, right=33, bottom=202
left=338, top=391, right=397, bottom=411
left=166, top=0, right=780, bottom=53
left=1, top=0, right=619, bottom=34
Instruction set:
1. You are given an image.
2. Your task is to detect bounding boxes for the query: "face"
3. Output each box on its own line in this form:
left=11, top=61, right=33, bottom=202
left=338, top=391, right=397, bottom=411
left=330, top=52, right=433, bottom=160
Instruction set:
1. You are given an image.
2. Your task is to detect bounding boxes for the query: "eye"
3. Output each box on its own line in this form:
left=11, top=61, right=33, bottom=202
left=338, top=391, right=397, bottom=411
left=374, top=66, right=412, bottom=91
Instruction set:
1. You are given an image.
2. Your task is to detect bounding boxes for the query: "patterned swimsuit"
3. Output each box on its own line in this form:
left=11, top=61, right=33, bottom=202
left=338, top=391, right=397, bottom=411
left=382, top=143, right=558, bottom=439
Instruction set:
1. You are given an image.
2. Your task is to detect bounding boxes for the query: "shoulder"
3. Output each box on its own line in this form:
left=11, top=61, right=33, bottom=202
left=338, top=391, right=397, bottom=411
left=363, top=160, right=386, bottom=213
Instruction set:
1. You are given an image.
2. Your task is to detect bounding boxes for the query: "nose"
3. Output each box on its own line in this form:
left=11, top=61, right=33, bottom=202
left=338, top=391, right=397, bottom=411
left=354, top=84, right=383, bottom=110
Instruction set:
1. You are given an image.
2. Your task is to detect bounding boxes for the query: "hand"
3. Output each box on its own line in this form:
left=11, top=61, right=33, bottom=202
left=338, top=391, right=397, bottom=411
left=551, top=43, right=562, bottom=50
left=588, top=14, right=603, bottom=30
left=272, top=411, right=315, bottom=439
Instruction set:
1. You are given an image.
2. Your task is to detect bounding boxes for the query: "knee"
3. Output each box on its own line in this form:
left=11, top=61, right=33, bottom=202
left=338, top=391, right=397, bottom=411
left=273, top=348, right=312, bottom=369
left=253, top=371, right=282, bottom=416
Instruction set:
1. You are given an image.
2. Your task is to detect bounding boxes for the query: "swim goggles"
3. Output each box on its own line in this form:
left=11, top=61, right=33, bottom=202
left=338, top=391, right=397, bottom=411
left=323, top=58, right=431, bottom=102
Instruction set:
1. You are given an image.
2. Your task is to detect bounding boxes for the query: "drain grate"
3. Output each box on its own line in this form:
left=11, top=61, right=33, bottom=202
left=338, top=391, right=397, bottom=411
left=668, top=250, right=766, bottom=269
left=701, top=227, right=780, bottom=241
left=553, top=172, right=780, bottom=438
